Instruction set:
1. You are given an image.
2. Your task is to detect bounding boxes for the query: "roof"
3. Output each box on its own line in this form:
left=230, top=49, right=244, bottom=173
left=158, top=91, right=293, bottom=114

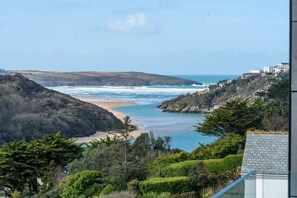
left=241, top=132, right=288, bottom=175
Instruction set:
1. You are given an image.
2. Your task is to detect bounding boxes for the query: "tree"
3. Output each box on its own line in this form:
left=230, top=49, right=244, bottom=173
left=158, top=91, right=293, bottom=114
left=111, top=116, right=134, bottom=179
left=0, top=133, right=82, bottom=196
left=197, top=99, right=264, bottom=136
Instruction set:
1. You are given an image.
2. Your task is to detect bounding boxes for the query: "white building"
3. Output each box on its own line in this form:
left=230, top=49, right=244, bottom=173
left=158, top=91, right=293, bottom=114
left=249, top=69, right=262, bottom=74
left=263, top=66, right=273, bottom=73
left=274, top=63, right=290, bottom=75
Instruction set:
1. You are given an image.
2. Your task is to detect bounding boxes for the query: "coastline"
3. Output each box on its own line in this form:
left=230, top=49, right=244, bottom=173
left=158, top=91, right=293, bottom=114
left=73, top=98, right=145, bottom=144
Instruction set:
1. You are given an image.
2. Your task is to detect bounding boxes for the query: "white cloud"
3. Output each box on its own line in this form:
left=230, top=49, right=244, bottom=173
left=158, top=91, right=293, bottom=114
left=107, top=13, right=157, bottom=33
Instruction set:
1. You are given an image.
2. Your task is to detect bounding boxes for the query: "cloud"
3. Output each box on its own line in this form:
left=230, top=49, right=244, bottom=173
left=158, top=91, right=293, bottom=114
left=107, top=13, right=157, bottom=33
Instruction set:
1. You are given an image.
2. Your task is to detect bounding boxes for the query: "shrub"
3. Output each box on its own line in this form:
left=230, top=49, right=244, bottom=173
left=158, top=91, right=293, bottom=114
left=141, top=192, right=171, bottom=198
left=100, top=184, right=118, bottom=196
left=204, top=155, right=243, bottom=175
left=139, top=177, right=192, bottom=194
left=127, top=179, right=140, bottom=194
left=148, top=152, right=190, bottom=176
left=191, top=134, right=245, bottom=160
left=61, top=170, right=103, bottom=198
left=188, top=163, right=227, bottom=196
left=100, top=191, right=137, bottom=198
left=159, top=155, right=243, bottom=177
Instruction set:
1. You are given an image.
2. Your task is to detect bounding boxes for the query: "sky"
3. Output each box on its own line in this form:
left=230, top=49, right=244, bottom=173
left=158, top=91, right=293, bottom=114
left=0, top=0, right=289, bottom=75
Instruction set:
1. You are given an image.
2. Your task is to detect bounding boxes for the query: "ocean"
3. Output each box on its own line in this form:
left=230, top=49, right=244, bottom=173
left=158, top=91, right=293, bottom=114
left=50, top=75, right=238, bottom=152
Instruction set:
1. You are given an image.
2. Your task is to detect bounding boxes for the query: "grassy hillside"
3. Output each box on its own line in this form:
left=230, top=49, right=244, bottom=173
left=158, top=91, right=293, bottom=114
left=0, top=74, right=122, bottom=145
left=15, top=71, right=202, bottom=86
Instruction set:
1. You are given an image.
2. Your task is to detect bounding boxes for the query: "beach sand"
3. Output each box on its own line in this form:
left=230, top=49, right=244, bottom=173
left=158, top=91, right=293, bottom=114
left=73, top=98, right=145, bottom=144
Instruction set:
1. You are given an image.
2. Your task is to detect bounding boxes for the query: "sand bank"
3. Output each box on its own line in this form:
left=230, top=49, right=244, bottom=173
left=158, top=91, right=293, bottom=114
left=73, top=98, right=145, bottom=144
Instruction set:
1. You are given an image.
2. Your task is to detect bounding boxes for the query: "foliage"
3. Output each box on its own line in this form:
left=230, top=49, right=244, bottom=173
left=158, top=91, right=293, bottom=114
left=188, top=162, right=226, bottom=196
left=0, top=133, right=81, bottom=196
left=171, top=191, right=197, bottom=198
left=0, top=74, right=122, bottom=146
left=141, top=192, right=171, bottom=198
left=148, top=152, right=190, bottom=176
left=190, top=134, right=245, bottom=160
left=67, top=142, right=147, bottom=189
left=127, top=179, right=140, bottom=195
left=100, top=184, right=119, bottom=196
left=100, top=191, right=137, bottom=198
left=61, top=170, right=103, bottom=198
left=158, top=155, right=243, bottom=177
left=139, top=177, right=192, bottom=194
left=197, top=99, right=265, bottom=136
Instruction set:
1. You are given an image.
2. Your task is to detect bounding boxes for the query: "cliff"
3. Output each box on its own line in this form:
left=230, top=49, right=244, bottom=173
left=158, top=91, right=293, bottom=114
left=15, top=71, right=202, bottom=86
left=0, top=74, right=122, bottom=145
left=158, top=74, right=271, bottom=113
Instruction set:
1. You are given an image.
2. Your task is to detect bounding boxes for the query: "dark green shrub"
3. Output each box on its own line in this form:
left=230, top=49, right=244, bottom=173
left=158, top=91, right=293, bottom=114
left=127, top=179, right=140, bottom=194
left=61, top=170, right=103, bottom=198
left=139, top=177, right=192, bottom=194
left=159, top=155, right=243, bottom=177
left=148, top=152, right=190, bottom=176
left=191, top=134, right=245, bottom=160
left=188, top=162, right=227, bottom=196
left=100, top=184, right=118, bottom=196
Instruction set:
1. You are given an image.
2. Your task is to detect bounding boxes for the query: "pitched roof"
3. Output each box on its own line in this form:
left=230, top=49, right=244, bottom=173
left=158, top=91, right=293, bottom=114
left=241, top=132, right=288, bottom=175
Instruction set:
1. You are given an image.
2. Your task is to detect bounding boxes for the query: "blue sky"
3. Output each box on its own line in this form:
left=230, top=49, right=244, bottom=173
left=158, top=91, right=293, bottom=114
left=0, top=0, right=289, bottom=74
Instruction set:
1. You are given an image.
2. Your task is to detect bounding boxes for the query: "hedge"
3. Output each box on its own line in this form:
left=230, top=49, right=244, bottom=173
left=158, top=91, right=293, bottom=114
left=190, top=134, right=245, bottom=160
left=159, top=154, right=243, bottom=177
left=139, top=177, right=192, bottom=194
left=148, top=152, right=190, bottom=176
left=100, top=184, right=118, bottom=196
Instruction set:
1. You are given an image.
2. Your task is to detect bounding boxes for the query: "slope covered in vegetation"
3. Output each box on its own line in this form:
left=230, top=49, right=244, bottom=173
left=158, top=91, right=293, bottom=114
left=0, top=74, right=122, bottom=145
left=159, top=74, right=271, bottom=113
left=16, top=71, right=202, bottom=86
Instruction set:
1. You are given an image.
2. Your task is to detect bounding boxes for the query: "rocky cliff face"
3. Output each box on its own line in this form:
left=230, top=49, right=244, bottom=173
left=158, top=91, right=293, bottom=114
left=158, top=75, right=271, bottom=113
left=15, top=71, right=202, bottom=86
left=0, top=74, right=122, bottom=145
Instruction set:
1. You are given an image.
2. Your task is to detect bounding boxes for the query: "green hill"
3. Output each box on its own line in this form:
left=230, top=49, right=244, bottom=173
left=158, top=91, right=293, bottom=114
left=15, top=71, right=202, bottom=86
left=0, top=74, right=122, bottom=145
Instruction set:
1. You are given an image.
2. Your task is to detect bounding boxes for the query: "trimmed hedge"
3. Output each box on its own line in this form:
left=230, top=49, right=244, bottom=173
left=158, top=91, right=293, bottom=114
left=139, top=177, right=192, bottom=194
left=190, top=134, right=245, bottom=160
left=159, top=155, right=243, bottom=177
left=148, top=152, right=190, bottom=176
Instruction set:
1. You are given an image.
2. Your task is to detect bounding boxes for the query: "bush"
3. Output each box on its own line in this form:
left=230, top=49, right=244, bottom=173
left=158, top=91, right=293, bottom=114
left=127, top=179, right=140, bottom=194
left=100, top=184, right=118, bottom=196
left=100, top=191, right=137, bottom=198
left=204, top=155, right=243, bottom=175
left=61, top=170, right=103, bottom=198
left=159, top=155, right=243, bottom=177
left=191, top=134, right=245, bottom=160
left=188, top=162, right=227, bottom=196
left=139, top=177, right=192, bottom=194
left=141, top=192, right=171, bottom=198
left=148, top=152, right=190, bottom=176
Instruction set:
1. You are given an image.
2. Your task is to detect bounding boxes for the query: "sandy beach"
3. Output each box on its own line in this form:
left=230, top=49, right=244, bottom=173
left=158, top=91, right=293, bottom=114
left=74, top=98, right=145, bottom=144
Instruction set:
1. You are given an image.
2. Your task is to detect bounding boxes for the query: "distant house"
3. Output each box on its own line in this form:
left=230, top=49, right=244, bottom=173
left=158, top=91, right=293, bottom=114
left=249, top=69, right=262, bottom=74
left=241, top=131, right=288, bottom=198
left=274, top=63, right=289, bottom=75
left=263, top=66, right=273, bottom=73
